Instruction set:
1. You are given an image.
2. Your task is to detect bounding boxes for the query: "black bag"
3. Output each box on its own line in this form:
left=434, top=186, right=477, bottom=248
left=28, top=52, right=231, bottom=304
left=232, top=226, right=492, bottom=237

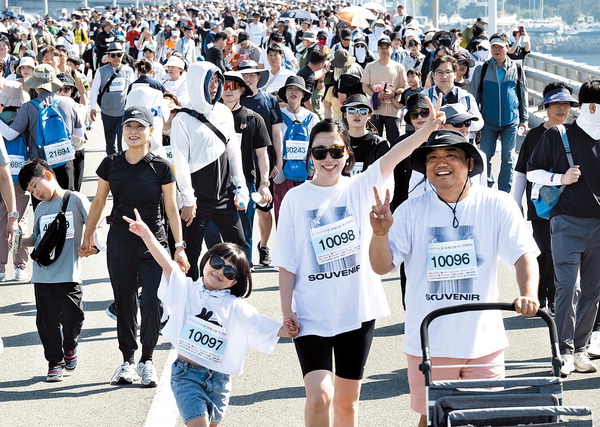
left=97, top=65, right=122, bottom=108
left=31, top=191, right=72, bottom=267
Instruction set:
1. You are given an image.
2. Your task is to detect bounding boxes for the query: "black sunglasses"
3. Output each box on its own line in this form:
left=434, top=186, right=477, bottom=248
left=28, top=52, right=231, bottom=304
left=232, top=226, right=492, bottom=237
left=451, top=120, right=472, bottom=128
left=209, top=255, right=239, bottom=280
left=310, top=145, right=346, bottom=160
left=409, top=109, right=430, bottom=120
left=110, top=52, right=123, bottom=58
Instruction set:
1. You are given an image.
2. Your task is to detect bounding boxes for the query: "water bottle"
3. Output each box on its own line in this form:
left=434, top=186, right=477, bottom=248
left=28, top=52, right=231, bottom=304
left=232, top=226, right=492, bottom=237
left=251, top=192, right=267, bottom=208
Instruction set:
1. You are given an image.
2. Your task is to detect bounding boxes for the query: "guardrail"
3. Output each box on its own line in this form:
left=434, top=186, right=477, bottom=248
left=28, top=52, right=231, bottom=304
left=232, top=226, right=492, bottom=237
left=523, top=52, right=600, bottom=105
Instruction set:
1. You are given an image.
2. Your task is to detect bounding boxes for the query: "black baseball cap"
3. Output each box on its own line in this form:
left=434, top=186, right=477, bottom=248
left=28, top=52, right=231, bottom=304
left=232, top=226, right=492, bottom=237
left=122, top=106, right=154, bottom=127
left=377, top=36, right=392, bottom=46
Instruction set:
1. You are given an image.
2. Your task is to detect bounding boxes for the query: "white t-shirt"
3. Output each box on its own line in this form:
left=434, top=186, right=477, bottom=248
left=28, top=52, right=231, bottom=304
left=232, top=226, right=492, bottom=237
left=389, top=185, right=539, bottom=358
left=158, top=269, right=281, bottom=376
left=262, top=68, right=296, bottom=95
left=247, top=22, right=267, bottom=46
left=258, top=46, right=296, bottom=71
left=272, top=161, right=392, bottom=337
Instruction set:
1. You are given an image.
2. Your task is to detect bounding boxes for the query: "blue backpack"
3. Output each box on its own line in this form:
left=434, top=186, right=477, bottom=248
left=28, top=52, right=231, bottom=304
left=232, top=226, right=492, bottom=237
left=282, top=112, right=313, bottom=182
left=5, top=135, right=29, bottom=184
left=31, top=98, right=74, bottom=169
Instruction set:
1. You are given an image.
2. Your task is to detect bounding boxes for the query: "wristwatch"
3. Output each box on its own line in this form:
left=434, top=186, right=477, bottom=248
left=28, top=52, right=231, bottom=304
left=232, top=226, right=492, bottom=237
left=7, top=211, right=19, bottom=219
left=174, top=241, right=187, bottom=249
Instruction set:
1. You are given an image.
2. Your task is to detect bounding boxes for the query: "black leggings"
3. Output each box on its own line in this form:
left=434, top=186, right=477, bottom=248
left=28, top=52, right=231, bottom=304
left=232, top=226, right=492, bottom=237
left=294, top=320, right=376, bottom=380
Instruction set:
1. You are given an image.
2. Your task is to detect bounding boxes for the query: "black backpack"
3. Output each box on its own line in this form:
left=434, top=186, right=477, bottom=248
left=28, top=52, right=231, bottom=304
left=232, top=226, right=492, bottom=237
left=31, top=191, right=72, bottom=267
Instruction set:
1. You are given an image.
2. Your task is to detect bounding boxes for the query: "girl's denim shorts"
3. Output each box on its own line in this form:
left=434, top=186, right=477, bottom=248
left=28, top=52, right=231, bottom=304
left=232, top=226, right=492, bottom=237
left=170, top=357, right=232, bottom=424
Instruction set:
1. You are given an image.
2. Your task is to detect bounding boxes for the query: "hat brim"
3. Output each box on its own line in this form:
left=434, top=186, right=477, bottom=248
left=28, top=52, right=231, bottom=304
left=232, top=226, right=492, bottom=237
left=447, top=113, right=479, bottom=123
left=224, top=75, right=252, bottom=98
left=404, top=100, right=431, bottom=124
left=330, top=55, right=355, bottom=69
left=278, top=83, right=311, bottom=104
left=541, top=94, right=579, bottom=106
left=410, top=141, right=484, bottom=177
left=0, top=93, right=24, bottom=108
left=237, top=68, right=269, bottom=88
left=340, top=102, right=371, bottom=113
left=122, top=117, right=152, bottom=127
left=25, top=76, right=64, bottom=92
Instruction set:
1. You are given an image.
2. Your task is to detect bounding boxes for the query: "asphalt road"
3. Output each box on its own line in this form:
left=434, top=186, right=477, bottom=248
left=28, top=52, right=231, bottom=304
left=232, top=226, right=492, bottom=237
left=0, top=116, right=599, bottom=427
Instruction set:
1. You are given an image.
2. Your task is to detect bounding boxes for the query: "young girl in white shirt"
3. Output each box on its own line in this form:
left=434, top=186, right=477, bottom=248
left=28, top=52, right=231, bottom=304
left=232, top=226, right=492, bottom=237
left=123, top=209, right=299, bottom=427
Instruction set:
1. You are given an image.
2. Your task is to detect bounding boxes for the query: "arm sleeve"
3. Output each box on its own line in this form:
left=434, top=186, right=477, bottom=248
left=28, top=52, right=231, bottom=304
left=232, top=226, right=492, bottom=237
left=90, top=71, right=102, bottom=110
left=170, top=116, right=197, bottom=207
left=512, top=171, right=527, bottom=208
left=527, top=169, right=561, bottom=186
left=0, top=119, right=20, bottom=141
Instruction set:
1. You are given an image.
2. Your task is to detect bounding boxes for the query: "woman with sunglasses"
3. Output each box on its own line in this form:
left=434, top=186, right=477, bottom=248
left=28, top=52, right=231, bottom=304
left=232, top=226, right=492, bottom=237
left=122, top=210, right=298, bottom=427
left=273, top=98, right=445, bottom=427
left=81, top=106, right=189, bottom=387
left=453, top=53, right=475, bottom=92
left=341, top=94, right=390, bottom=177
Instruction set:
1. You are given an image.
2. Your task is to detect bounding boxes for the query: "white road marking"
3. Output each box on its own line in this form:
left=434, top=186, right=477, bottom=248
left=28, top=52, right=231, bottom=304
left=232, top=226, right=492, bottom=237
left=144, top=348, right=179, bottom=427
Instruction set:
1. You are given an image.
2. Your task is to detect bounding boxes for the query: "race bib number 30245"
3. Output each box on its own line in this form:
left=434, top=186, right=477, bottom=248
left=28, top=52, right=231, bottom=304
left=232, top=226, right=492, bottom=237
left=427, top=239, right=478, bottom=281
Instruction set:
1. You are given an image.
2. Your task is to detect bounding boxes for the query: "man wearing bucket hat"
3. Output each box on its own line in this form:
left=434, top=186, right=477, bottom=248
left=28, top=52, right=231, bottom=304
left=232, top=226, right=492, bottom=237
left=221, top=71, right=272, bottom=266
left=370, top=129, right=540, bottom=427
left=0, top=64, right=83, bottom=191
left=90, top=42, right=135, bottom=156
left=238, top=59, right=282, bottom=266
left=527, top=80, right=600, bottom=376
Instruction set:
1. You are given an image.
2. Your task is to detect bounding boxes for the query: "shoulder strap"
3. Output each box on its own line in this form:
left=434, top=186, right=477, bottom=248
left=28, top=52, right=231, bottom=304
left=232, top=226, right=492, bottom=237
left=100, top=65, right=123, bottom=96
left=60, top=191, right=71, bottom=214
left=179, top=108, right=228, bottom=146
left=556, top=125, right=574, bottom=168
left=301, top=113, right=313, bottom=127
left=428, top=87, right=434, bottom=99
left=281, top=112, right=293, bottom=127
left=477, top=62, right=489, bottom=105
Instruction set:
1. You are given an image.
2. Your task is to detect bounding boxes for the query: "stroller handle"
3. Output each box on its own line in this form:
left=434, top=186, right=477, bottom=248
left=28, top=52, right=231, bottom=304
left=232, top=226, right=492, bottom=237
left=419, top=302, right=562, bottom=385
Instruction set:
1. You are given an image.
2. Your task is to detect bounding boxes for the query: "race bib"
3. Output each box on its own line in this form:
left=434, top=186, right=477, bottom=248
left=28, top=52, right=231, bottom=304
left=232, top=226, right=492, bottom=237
left=350, top=162, right=364, bottom=177
left=427, top=239, right=478, bottom=281
left=310, top=216, right=360, bottom=265
left=40, top=211, right=75, bottom=239
left=44, top=140, right=75, bottom=166
left=178, top=316, right=228, bottom=364
left=163, top=145, right=175, bottom=165
left=284, top=140, right=309, bottom=161
left=109, top=77, right=125, bottom=92
left=8, top=154, right=24, bottom=176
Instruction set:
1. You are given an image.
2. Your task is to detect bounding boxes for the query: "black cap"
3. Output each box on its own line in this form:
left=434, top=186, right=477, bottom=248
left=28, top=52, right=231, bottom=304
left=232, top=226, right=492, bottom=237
left=341, top=94, right=371, bottom=113
left=122, top=106, right=154, bottom=127
left=56, top=72, right=76, bottom=88
left=340, top=28, right=352, bottom=41
left=377, top=36, right=392, bottom=46
left=404, top=93, right=430, bottom=124
left=409, top=130, right=484, bottom=177
left=278, top=75, right=311, bottom=103
left=238, top=31, right=249, bottom=43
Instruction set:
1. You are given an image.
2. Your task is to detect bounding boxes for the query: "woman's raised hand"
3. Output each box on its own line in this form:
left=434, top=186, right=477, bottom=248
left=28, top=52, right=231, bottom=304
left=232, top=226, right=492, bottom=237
left=369, top=186, right=393, bottom=238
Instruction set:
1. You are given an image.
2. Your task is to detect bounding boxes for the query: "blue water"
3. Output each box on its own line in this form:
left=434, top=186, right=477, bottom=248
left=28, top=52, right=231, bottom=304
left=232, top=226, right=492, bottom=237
left=545, top=52, right=600, bottom=67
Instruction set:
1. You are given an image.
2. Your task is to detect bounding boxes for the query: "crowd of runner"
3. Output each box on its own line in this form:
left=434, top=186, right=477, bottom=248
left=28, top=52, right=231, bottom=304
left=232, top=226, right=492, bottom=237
left=0, top=2, right=599, bottom=426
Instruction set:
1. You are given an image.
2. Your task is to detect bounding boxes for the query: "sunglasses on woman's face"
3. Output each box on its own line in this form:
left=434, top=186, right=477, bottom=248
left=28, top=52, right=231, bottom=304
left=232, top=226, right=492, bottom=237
left=310, top=144, right=346, bottom=160
left=110, top=52, right=123, bottom=58
left=223, top=81, right=240, bottom=91
left=409, top=109, right=430, bottom=120
left=450, top=119, right=472, bottom=128
left=209, top=255, right=238, bottom=280
left=345, top=107, right=369, bottom=116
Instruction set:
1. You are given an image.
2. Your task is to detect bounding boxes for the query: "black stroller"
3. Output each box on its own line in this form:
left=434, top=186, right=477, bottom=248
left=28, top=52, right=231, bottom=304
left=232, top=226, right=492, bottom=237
left=419, top=302, right=593, bottom=426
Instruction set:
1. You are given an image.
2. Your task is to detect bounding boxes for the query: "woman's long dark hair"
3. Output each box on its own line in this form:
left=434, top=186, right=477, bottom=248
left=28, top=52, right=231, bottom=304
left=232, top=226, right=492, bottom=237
left=307, top=120, right=356, bottom=176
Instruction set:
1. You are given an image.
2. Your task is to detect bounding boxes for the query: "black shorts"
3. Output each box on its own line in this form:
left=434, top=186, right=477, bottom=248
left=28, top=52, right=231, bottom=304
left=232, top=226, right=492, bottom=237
left=294, top=320, right=375, bottom=380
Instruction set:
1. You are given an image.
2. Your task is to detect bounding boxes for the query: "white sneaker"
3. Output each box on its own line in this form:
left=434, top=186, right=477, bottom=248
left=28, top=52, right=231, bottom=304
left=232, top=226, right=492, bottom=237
left=574, top=352, right=597, bottom=373
left=14, top=267, right=29, bottom=282
left=136, top=361, right=158, bottom=387
left=587, top=331, right=600, bottom=358
left=560, top=354, right=575, bottom=377
left=110, top=362, right=137, bottom=385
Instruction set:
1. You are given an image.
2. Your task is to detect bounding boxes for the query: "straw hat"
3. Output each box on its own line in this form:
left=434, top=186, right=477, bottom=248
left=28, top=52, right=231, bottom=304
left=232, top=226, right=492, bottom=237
left=24, top=64, right=64, bottom=92
left=0, top=80, right=27, bottom=107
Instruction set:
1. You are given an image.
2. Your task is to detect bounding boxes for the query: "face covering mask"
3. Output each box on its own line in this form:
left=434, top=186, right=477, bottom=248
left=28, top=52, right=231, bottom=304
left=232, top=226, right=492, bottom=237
left=355, top=46, right=366, bottom=63
left=577, top=103, right=600, bottom=140
left=425, top=46, right=435, bottom=53
left=374, top=27, right=384, bottom=38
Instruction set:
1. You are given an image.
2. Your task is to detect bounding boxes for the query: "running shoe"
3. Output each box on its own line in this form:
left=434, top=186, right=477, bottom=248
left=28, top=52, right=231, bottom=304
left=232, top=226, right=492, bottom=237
left=560, top=354, right=574, bottom=377
left=14, top=267, right=29, bottom=282
left=257, top=242, right=271, bottom=266
left=110, top=362, right=137, bottom=385
left=64, top=348, right=78, bottom=371
left=588, top=331, right=600, bottom=358
left=47, top=365, right=64, bottom=382
left=136, top=361, right=158, bottom=387
left=105, top=302, right=117, bottom=321
left=574, top=351, right=597, bottom=373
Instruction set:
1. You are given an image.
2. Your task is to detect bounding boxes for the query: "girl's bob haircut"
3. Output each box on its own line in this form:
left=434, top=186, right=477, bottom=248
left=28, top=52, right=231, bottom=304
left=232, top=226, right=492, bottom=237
left=199, top=242, right=253, bottom=298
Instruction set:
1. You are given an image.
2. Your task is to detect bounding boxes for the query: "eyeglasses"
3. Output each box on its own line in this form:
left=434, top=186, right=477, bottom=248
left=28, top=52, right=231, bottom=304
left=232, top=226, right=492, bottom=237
left=345, top=107, right=369, bottom=116
left=450, top=120, right=472, bottom=128
left=408, top=109, right=430, bottom=120
left=223, top=81, right=240, bottom=91
left=457, top=61, right=469, bottom=66
left=209, top=255, right=239, bottom=280
left=434, top=70, right=454, bottom=76
left=310, top=144, right=346, bottom=160
left=109, top=52, right=123, bottom=58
